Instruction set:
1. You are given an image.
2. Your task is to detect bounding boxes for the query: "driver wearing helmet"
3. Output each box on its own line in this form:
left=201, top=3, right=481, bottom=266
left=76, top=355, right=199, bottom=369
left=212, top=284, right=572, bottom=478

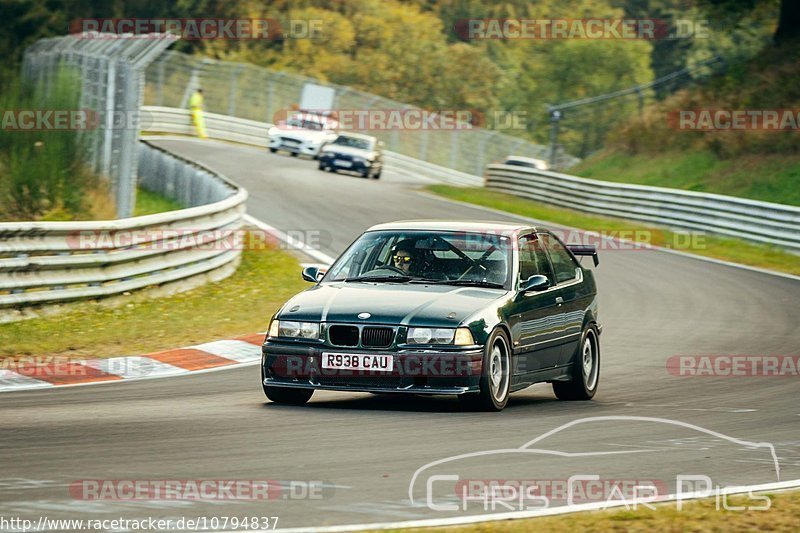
left=390, top=239, right=446, bottom=279
left=391, top=239, right=417, bottom=275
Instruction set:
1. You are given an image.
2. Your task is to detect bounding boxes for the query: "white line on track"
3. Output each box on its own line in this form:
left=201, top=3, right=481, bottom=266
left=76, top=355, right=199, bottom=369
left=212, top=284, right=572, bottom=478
left=251, top=480, right=800, bottom=532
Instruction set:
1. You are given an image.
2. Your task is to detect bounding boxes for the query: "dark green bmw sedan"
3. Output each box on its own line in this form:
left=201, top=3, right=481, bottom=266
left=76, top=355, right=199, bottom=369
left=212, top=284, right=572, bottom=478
left=262, top=221, right=601, bottom=411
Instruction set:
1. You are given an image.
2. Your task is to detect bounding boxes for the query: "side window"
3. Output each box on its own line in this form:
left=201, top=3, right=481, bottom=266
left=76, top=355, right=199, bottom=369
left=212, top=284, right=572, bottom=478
left=541, top=233, right=579, bottom=283
left=518, top=234, right=554, bottom=283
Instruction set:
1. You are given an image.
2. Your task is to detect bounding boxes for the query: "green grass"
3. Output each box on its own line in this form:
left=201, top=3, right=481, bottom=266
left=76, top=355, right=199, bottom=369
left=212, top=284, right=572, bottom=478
left=0, top=234, right=307, bottom=359
left=572, top=151, right=800, bottom=206
left=428, top=185, right=800, bottom=276
left=133, top=186, right=184, bottom=216
left=0, top=68, right=102, bottom=221
left=388, top=490, right=800, bottom=533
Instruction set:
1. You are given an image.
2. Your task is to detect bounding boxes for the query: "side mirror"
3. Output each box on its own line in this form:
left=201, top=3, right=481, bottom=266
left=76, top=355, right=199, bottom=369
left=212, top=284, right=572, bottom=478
left=520, top=274, right=550, bottom=292
left=302, top=266, right=325, bottom=283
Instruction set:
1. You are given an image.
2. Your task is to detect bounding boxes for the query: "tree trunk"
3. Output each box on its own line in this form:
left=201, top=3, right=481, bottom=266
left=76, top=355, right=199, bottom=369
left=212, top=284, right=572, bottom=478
left=774, top=0, right=800, bottom=44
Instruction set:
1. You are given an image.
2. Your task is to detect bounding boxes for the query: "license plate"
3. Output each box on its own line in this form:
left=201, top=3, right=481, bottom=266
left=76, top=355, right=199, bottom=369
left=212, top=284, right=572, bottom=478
left=321, top=352, right=393, bottom=372
left=334, top=159, right=352, bottom=168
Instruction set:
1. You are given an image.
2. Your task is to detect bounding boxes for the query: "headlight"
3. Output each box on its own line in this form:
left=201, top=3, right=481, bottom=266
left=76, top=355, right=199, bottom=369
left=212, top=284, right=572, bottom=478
left=454, top=327, right=475, bottom=345
left=270, top=320, right=320, bottom=340
left=407, top=327, right=456, bottom=345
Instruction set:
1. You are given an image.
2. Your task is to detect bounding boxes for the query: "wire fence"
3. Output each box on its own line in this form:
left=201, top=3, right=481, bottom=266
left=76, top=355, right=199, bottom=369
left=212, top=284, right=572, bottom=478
left=143, top=51, right=579, bottom=174
left=22, top=33, right=176, bottom=217
left=545, top=56, right=727, bottom=163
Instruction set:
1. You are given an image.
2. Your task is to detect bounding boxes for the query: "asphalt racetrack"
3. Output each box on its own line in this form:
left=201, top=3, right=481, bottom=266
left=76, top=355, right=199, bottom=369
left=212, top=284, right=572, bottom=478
left=2, top=138, right=798, bottom=530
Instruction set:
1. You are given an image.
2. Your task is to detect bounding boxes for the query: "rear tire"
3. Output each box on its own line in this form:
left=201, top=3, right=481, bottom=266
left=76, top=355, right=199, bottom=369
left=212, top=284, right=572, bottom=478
left=290, top=152, right=298, bottom=157
left=269, top=148, right=277, bottom=153
left=459, top=329, right=511, bottom=412
left=553, top=325, right=599, bottom=401
left=263, top=386, right=314, bottom=404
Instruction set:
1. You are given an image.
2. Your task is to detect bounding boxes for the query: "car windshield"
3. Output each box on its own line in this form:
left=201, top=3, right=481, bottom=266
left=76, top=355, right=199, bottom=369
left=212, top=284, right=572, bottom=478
left=324, top=230, right=512, bottom=288
left=286, top=117, right=325, bottom=130
left=333, top=136, right=373, bottom=150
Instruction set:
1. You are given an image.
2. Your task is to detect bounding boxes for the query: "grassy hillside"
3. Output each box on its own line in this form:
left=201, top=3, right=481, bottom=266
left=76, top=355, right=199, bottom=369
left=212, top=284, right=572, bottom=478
left=574, top=151, right=800, bottom=206
left=573, top=41, right=800, bottom=206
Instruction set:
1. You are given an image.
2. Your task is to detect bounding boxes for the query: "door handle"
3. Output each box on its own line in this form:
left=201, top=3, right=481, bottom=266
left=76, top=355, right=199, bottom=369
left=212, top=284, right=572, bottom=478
left=555, top=296, right=564, bottom=306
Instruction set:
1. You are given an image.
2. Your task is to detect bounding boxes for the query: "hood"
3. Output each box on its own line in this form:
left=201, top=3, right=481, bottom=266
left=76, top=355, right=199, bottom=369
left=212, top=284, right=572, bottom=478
left=278, top=282, right=507, bottom=328
left=322, top=145, right=375, bottom=159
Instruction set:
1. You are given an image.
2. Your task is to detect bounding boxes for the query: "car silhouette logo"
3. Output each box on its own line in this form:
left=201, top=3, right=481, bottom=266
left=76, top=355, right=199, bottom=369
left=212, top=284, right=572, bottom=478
left=357, top=312, right=371, bottom=319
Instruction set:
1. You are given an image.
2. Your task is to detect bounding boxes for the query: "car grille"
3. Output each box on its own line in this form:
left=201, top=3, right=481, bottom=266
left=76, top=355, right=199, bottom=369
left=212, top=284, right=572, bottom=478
left=362, top=327, right=394, bottom=348
left=329, top=325, right=359, bottom=347
left=327, top=324, right=396, bottom=348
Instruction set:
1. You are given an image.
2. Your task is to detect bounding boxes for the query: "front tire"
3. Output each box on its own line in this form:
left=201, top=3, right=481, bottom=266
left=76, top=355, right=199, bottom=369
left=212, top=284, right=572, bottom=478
left=263, top=385, right=314, bottom=404
left=459, top=329, right=511, bottom=411
left=553, top=325, right=599, bottom=401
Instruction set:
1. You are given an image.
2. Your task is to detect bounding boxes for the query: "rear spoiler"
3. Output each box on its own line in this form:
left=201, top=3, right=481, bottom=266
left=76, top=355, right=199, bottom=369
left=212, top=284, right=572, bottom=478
left=567, top=244, right=599, bottom=267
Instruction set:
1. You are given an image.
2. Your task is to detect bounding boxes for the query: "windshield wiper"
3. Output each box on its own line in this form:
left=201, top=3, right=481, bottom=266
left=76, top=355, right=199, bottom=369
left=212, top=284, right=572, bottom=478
left=344, top=275, right=412, bottom=283
left=429, top=279, right=505, bottom=289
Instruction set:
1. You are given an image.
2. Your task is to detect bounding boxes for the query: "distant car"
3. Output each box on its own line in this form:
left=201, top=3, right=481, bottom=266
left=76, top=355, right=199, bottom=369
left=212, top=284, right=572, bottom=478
left=261, top=220, right=601, bottom=411
left=318, top=133, right=384, bottom=179
left=503, top=155, right=549, bottom=170
left=267, top=110, right=338, bottom=158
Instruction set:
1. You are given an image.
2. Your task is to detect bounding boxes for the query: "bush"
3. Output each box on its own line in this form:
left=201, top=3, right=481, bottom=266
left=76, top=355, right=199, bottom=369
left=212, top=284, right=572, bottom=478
left=607, top=41, right=800, bottom=159
left=0, top=68, right=105, bottom=221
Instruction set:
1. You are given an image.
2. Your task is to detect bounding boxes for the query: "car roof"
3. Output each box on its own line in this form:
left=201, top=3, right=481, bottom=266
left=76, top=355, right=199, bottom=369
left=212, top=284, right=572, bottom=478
left=505, top=155, right=547, bottom=165
left=336, top=131, right=377, bottom=142
left=366, top=220, right=535, bottom=234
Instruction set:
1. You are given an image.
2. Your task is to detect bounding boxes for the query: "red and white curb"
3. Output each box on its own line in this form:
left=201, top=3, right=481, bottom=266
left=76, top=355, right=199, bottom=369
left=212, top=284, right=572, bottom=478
left=0, top=333, right=264, bottom=393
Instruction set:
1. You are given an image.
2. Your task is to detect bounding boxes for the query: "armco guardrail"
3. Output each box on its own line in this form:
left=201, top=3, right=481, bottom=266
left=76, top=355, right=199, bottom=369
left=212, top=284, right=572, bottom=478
left=143, top=106, right=483, bottom=187
left=487, top=164, right=800, bottom=251
left=143, top=106, right=799, bottom=251
left=0, top=140, right=247, bottom=309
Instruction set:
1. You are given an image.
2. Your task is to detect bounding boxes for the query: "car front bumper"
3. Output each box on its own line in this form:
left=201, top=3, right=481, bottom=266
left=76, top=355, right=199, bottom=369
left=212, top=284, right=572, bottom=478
left=268, top=138, right=324, bottom=156
left=319, top=155, right=372, bottom=173
left=262, top=342, right=484, bottom=395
